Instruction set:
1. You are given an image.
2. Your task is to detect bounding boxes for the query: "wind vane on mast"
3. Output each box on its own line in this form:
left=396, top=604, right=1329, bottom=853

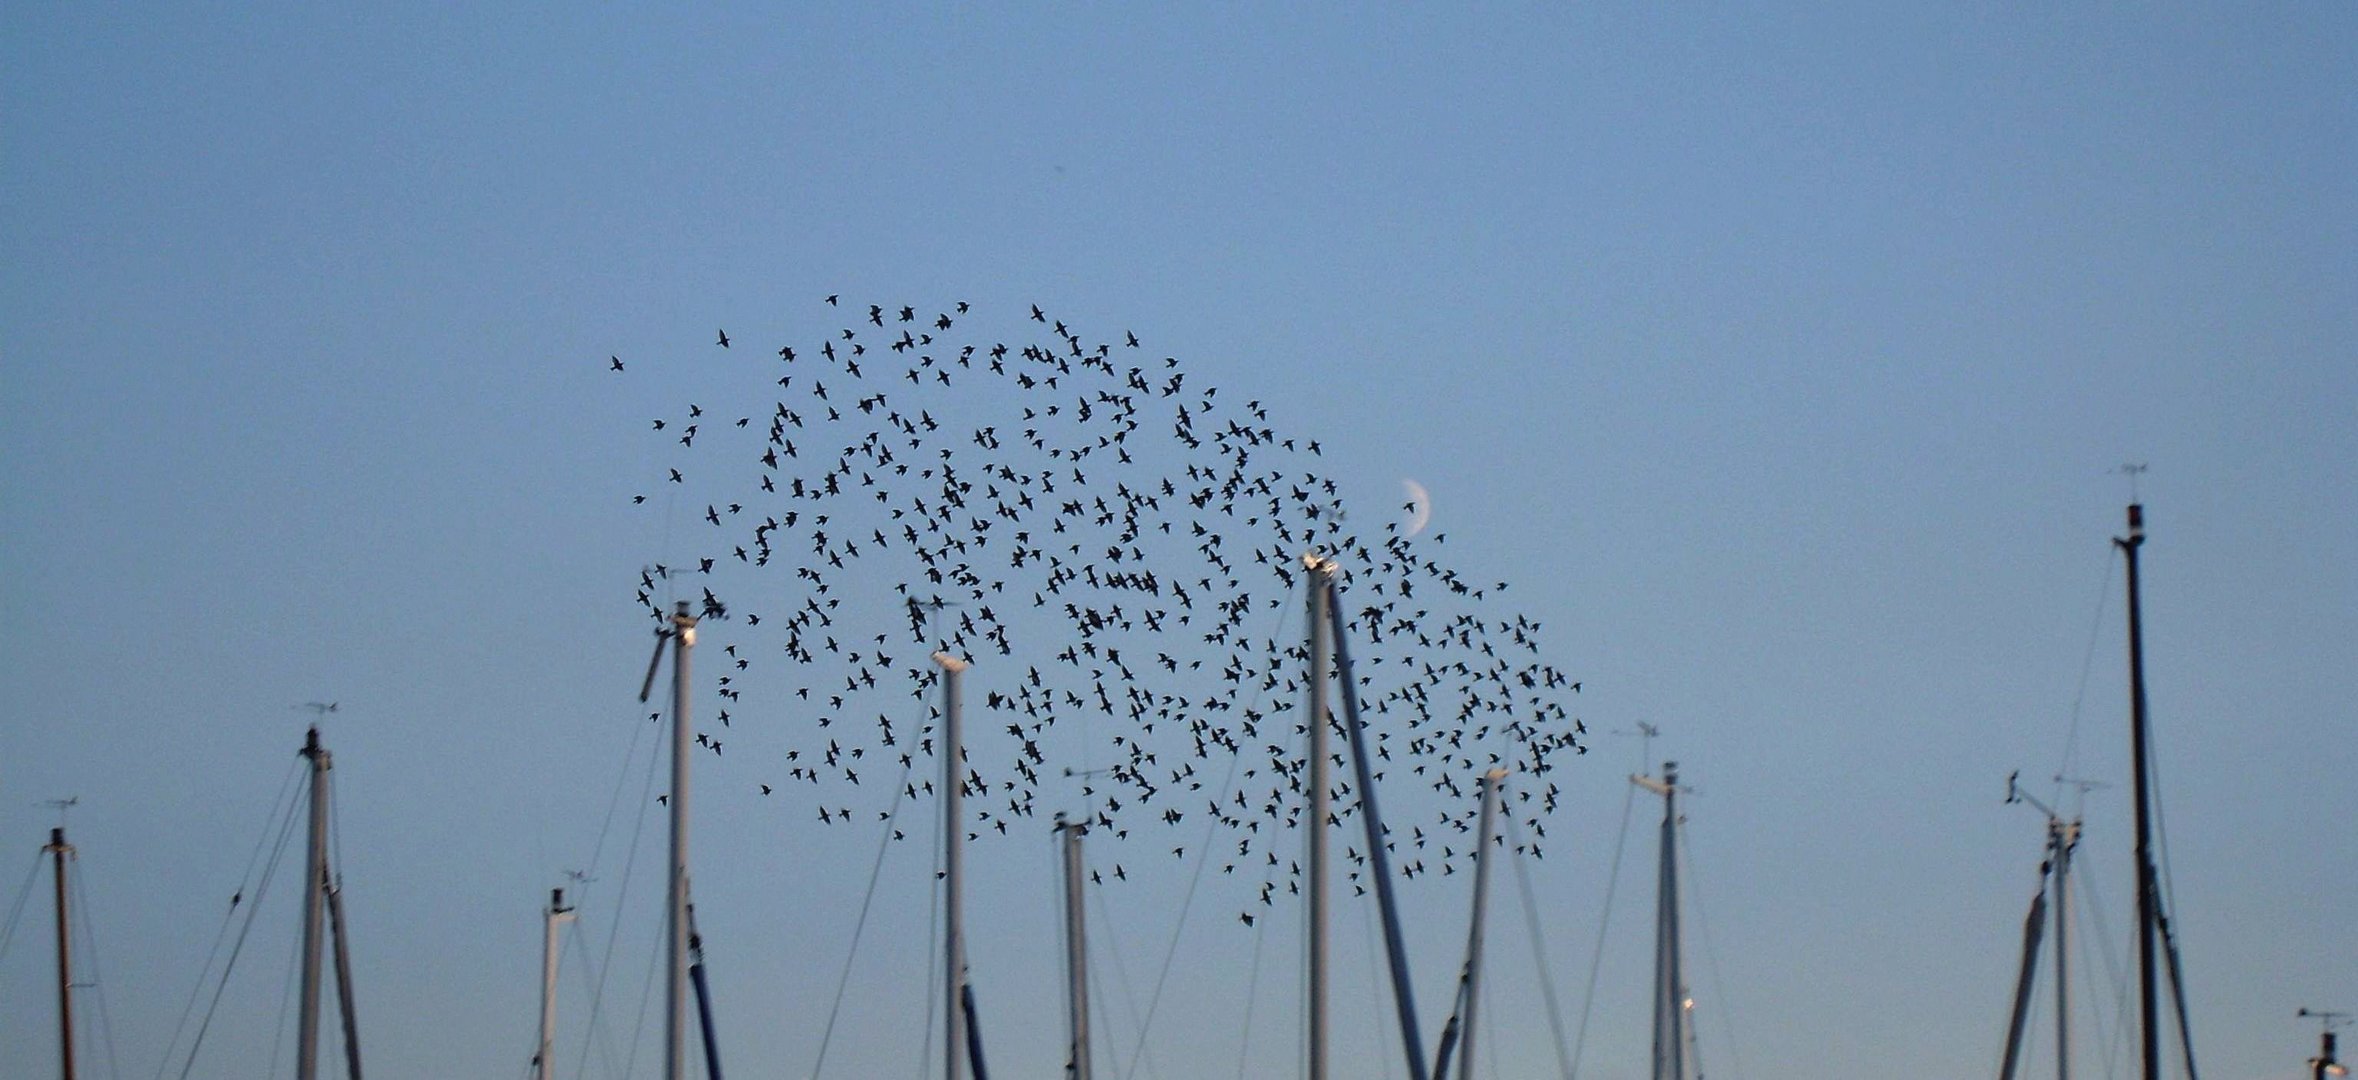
left=2114, top=462, right=2149, bottom=502
left=2301, top=1010, right=2350, bottom=1080
left=1613, top=722, right=1662, bottom=772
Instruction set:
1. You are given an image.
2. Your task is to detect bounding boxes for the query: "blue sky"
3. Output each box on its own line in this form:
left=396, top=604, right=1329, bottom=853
left=4, top=5, right=2352, bottom=1079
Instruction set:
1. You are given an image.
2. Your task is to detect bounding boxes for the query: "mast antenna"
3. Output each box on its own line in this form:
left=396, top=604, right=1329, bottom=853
left=2303, top=1010, right=2354, bottom=1034
left=2114, top=463, right=2149, bottom=502
left=2301, top=1010, right=2350, bottom=1080
left=1612, top=723, right=1661, bottom=773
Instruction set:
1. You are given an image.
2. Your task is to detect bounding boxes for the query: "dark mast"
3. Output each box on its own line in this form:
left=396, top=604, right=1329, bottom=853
left=2117, top=503, right=2159, bottom=1080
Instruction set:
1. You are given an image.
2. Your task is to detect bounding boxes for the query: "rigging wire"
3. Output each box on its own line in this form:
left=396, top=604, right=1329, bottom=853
left=2054, top=545, right=2119, bottom=805
left=176, top=767, right=308, bottom=1080
left=620, top=892, right=667, bottom=1080
left=567, top=924, right=625, bottom=1080
left=1088, top=883, right=1156, bottom=1080
left=2073, top=847, right=2133, bottom=1080
left=1116, top=721, right=1251, bottom=1080
left=2143, top=708, right=2201, bottom=1079
left=70, top=857, right=125, bottom=1080
left=1353, top=884, right=1399, bottom=1080
left=575, top=712, right=665, bottom=1080
left=1567, top=780, right=1638, bottom=1080
left=266, top=873, right=307, bottom=1080
left=917, top=774, right=942, bottom=1080
left=809, top=756, right=915, bottom=1077
left=1233, top=902, right=1270, bottom=1080
left=1501, top=810, right=1577, bottom=1080
left=1676, top=816, right=1750, bottom=1080
left=0, top=849, right=41, bottom=966
left=2041, top=542, right=2125, bottom=1080
left=325, top=762, right=353, bottom=1080
left=586, top=704, right=657, bottom=882
left=1112, top=578, right=1296, bottom=1080
left=155, top=755, right=305, bottom=1080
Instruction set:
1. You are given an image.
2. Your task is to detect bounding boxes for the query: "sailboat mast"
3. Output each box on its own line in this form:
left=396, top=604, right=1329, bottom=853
left=1454, top=770, right=1506, bottom=1080
left=1635, top=762, right=1683, bottom=1080
left=538, top=888, right=575, bottom=1080
left=298, top=727, right=330, bottom=1080
left=1057, top=815, right=1091, bottom=1080
left=935, top=651, right=971, bottom=1080
left=328, top=863, right=363, bottom=1078
left=2055, top=819, right=2077, bottom=1080
left=1304, top=557, right=1334, bottom=1080
left=2117, top=505, right=2159, bottom=1080
left=46, top=827, right=76, bottom=1080
left=665, top=602, right=698, bottom=1080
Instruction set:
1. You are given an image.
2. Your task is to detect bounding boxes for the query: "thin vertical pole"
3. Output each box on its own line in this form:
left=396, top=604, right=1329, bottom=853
left=539, top=888, right=574, bottom=1080
left=935, top=652, right=971, bottom=1080
left=1997, top=862, right=2049, bottom=1080
left=1304, top=561, right=1332, bottom=1080
left=666, top=602, right=697, bottom=1080
left=329, top=876, right=363, bottom=1079
left=687, top=906, right=725, bottom=1080
left=1058, top=816, right=1090, bottom=1080
left=47, top=827, right=75, bottom=1080
left=298, top=728, right=329, bottom=1080
left=1643, top=762, right=1682, bottom=1080
left=2118, top=505, right=2158, bottom=1080
left=2056, top=821, right=2075, bottom=1080
left=1456, top=771, right=1505, bottom=1080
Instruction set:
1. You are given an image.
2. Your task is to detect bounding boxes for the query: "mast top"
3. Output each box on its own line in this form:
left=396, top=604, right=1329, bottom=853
left=1631, top=762, right=1680, bottom=797
left=2127, top=503, right=2144, bottom=540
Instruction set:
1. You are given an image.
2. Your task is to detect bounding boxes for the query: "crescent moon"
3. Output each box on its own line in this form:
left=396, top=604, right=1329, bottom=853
left=1402, top=479, right=1432, bottom=537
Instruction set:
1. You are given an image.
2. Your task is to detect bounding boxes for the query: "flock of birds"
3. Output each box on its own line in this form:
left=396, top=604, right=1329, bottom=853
left=611, top=298, right=1584, bottom=913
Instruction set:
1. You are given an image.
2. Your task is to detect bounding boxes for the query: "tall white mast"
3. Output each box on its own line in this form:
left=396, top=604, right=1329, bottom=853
left=638, top=600, right=698, bottom=1080
left=1303, top=554, right=1336, bottom=1080
left=935, top=651, right=971, bottom=1080
left=667, top=604, right=697, bottom=1080
left=537, top=887, right=576, bottom=1080
left=1057, top=814, right=1090, bottom=1080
